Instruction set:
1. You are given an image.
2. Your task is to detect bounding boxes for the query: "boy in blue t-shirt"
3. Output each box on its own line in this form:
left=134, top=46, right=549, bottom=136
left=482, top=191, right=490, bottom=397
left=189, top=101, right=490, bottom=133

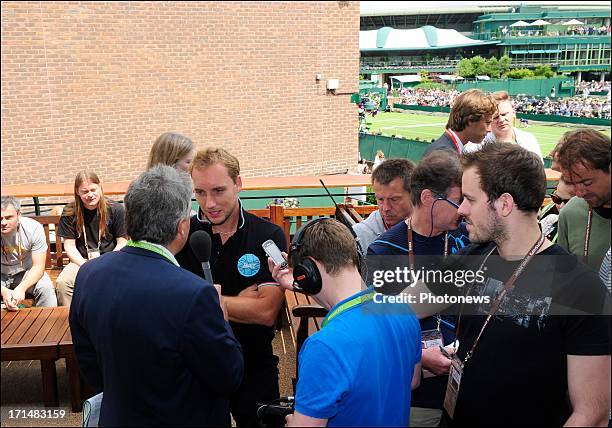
left=268, top=218, right=422, bottom=427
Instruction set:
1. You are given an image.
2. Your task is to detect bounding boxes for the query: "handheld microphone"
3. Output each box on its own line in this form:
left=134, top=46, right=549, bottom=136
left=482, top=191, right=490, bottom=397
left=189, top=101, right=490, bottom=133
left=189, top=230, right=214, bottom=285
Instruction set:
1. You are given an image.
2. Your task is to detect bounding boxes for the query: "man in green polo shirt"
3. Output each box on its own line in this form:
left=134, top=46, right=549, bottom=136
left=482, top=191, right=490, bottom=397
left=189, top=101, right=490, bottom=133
left=555, top=129, right=611, bottom=271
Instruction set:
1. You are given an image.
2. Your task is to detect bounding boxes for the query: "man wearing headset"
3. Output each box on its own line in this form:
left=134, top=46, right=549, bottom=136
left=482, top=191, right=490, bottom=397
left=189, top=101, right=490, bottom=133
left=368, top=151, right=468, bottom=428
left=268, top=218, right=422, bottom=427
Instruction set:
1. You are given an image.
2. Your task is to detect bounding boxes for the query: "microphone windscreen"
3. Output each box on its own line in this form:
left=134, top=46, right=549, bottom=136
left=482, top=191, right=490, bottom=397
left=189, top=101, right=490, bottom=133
left=189, top=230, right=212, bottom=263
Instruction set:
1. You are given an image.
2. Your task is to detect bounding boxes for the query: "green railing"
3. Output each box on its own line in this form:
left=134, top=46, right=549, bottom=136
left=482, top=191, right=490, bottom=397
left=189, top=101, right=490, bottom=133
left=359, top=132, right=554, bottom=172
left=359, top=133, right=431, bottom=163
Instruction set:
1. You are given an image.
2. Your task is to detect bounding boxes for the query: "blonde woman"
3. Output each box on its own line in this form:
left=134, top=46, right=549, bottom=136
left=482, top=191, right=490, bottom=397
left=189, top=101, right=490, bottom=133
left=146, top=132, right=195, bottom=172
left=56, top=171, right=128, bottom=306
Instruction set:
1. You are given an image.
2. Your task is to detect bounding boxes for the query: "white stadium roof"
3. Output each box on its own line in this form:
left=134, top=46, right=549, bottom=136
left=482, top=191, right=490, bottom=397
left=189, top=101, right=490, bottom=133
left=360, top=26, right=499, bottom=51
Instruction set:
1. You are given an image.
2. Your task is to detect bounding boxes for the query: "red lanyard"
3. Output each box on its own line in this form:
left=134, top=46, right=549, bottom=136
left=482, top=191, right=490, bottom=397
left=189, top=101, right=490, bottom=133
left=445, top=129, right=463, bottom=155
left=406, top=218, right=449, bottom=270
left=457, top=233, right=546, bottom=365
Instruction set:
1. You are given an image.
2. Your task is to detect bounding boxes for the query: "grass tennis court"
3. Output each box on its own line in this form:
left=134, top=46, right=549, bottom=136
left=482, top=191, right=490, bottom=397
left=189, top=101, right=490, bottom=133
left=365, top=112, right=611, bottom=157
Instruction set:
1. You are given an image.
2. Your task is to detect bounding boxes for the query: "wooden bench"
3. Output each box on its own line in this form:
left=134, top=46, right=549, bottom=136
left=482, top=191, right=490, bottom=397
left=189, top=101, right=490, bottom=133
left=284, top=288, right=328, bottom=390
left=272, top=204, right=376, bottom=390
left=1, top=307, right=70, bottom=408
left=31, top=215, right=66, bottom=271
left=272, top=205, right=377, bottom=245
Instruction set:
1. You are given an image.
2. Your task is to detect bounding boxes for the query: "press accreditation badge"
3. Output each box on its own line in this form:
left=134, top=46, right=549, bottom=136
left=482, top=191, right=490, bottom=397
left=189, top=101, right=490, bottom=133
left=443, top=356, right=464, bottom=419
left=421, top=329, right=444, bottom=349
left=87, top=249, right=100, bottom=260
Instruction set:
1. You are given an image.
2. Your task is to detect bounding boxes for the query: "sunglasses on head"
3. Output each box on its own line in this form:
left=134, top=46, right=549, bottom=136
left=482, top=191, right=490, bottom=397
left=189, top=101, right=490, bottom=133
left=549, top=193, right=570, bottom=205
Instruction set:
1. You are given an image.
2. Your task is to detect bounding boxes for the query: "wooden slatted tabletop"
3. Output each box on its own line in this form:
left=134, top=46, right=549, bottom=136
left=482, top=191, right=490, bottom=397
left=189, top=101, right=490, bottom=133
left=1, top=307, right=70, bottom=408
left=1, top=307, right=69, bottom=360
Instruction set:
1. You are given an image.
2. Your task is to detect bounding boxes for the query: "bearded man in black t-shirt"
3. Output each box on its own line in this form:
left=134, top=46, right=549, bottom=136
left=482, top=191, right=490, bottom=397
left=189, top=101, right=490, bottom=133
left=439, top=143, right=611, bottom=427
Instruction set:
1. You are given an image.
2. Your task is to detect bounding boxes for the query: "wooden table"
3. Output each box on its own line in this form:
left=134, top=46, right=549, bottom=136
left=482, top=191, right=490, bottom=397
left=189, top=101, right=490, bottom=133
left=1, top=307, right=69, bottom=408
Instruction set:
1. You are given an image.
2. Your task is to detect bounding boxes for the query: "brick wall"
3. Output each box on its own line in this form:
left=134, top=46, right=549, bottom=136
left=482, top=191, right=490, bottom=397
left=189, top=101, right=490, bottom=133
left=1, top=1, right=359, bottom=186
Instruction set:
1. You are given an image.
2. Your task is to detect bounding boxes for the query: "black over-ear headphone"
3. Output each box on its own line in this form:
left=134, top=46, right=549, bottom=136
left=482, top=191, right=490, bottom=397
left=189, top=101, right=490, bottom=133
left=288, top=217, right=363, bottom=295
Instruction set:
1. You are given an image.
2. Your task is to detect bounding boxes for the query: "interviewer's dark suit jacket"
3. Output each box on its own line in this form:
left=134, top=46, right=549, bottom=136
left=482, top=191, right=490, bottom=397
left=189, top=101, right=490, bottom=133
left=422, top=130, right=462, bottom=158
left=69, top=246, right=244, bottom=427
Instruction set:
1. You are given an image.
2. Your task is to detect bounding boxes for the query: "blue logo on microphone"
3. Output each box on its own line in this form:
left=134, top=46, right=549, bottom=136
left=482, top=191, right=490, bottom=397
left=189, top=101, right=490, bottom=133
left=237, top=253, right=260, bottom=277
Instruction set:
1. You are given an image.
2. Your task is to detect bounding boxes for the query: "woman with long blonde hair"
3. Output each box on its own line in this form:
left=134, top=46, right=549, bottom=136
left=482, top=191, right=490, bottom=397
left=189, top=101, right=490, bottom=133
left=55, top=171, right=128, bottom=306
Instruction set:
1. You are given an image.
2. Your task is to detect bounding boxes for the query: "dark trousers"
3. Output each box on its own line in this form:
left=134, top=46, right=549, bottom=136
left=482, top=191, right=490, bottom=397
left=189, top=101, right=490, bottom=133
left=231, top=360, right=280, bottom=428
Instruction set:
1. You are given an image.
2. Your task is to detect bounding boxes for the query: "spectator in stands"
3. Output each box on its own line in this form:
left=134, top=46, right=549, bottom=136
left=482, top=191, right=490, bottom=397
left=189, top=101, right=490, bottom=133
left=465, top=91, right=543, bottom=162
left=69, top=165, right=244, bottom=426
left=175, top=148, right=286, bottom=428
left=395, top=88, right=611, bottom=120
left=373, top=150, right=385, bottom=169
left=555, top=129, right=611, bottom=270
left=55, top=171, right=128, bottom=306
left=1, top=196, right=57, bottom=310
left=423, top=89, right=497, bottom=157
left=576, top=80, right=611, bottom=94
left=443, top=142, right=610, bottom=426
left=513, top=94, right=611, bottom=120
left=398, top=88, right=459, bottom=108
left=268, top=219, right=422, bottom=427
left=353, top=158, right=415, bottom=254
left=356, top=159, right=368, bottom=174
left=146, top=132, right=195, bottom=173
left=368, top=151, right=468, bottom=427
left=539, top=179, right=575, bottom=243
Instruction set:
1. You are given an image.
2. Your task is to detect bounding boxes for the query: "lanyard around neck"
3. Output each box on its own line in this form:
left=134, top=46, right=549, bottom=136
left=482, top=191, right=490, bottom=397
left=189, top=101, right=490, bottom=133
left=456, top=233, right=546, bottom=365
left=82, top=221, right=102, bottom=253
left=407, top=219, right=449, bottom=270
left=445, top=129, right=463, bottom=155
left=321, top=291, right=374, bottom=328
left=584, top=207, right=593, bottom=264
left=126, top=240, right=178, bottom=266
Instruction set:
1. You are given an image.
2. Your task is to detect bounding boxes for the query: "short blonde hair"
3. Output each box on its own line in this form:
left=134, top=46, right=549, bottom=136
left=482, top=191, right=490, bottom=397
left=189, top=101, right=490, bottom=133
left=146, top=132, right=194, bottom=170
left=491, top=91, right=511, bottom=103
left=190, top=147, right=241, bottom=182
left=447, top=89, right=497, bottom=132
